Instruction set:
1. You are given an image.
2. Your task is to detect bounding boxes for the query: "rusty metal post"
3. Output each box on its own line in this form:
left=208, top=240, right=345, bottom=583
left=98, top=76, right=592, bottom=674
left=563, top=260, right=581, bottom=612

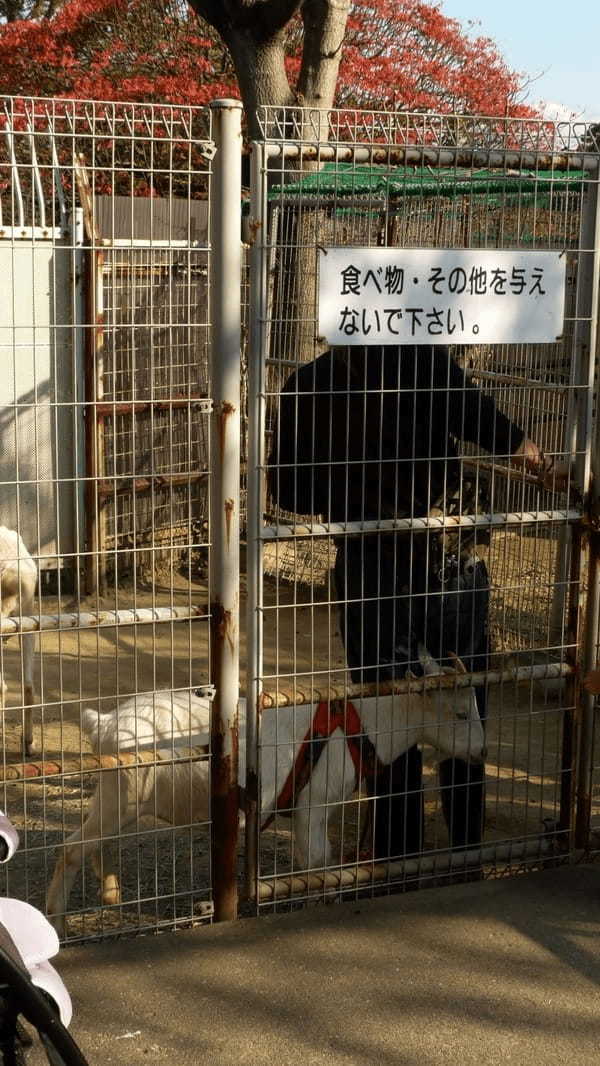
left=558, top=175, right=600, bottom=846
left=209, top=99, right=242, bottom=922
left=576, top=175, right=600, bottom=847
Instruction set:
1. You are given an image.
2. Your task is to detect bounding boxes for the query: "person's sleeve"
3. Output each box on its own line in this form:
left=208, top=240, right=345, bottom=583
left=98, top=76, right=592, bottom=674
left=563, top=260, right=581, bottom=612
left=267, top=369, right=318, bottom=515
left=445, top=355, right=525, bottom=456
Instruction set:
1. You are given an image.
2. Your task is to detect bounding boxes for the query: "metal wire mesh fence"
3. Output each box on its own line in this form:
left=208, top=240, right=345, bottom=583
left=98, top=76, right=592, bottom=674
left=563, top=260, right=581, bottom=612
left=1, top=94, right=600, bottom=943
left=0, top=95, right=215, bottom=941
left=246, top=106, right=600, bottom=910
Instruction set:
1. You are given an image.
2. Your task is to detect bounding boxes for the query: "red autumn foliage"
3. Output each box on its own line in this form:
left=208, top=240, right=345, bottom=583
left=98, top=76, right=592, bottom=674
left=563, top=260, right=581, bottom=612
left=0, top=0, right=536, bottom=120
left=338, top=1, right=536, bottom=116
left=0, top=0, right=239, bottom=105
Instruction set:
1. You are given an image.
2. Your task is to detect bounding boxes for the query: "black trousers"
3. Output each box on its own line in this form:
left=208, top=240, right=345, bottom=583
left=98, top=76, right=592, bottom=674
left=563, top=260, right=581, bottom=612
left=335, top=534, right=488, bottom=858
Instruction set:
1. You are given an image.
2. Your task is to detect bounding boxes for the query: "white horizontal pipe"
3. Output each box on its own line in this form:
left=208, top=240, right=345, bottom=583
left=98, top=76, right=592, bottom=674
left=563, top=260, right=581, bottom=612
left=256, top=836, right=555, bottom=901
left=0, top=604, right=206, bottom=636
left=262, top=509, right=582, bottom=540
left=264, top=142, right=599, bottom=173
left=259, top=661, right=573, bottom=708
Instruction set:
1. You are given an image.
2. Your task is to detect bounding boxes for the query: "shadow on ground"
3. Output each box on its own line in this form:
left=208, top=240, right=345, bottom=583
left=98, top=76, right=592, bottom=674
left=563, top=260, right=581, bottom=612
left=27, top=863, right=600, bottom=1066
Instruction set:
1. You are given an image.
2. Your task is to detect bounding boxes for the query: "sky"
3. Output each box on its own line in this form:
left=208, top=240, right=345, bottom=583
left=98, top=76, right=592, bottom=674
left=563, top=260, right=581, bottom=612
left=442, top=0, right=600, bottom=123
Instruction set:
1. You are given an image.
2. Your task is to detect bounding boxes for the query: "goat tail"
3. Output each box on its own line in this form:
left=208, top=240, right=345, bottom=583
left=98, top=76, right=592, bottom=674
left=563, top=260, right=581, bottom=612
left=81, top=707, right=112, bottom=749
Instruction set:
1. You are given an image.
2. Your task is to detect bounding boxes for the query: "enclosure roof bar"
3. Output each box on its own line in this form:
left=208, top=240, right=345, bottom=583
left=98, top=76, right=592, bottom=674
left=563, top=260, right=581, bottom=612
left=261, top=142, right=600, bottom=173
left=256, top=837, right=555, bottom=901
left=259, top=660, right=572, bottom=709
left=262, top=508, right=582, bottom=540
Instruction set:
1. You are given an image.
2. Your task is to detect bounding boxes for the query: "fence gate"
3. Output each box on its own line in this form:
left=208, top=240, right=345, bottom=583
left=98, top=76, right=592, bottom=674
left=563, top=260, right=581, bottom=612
left=0, top=94, right=230, bottom=941
left=246, top=107, right=600, bottom=909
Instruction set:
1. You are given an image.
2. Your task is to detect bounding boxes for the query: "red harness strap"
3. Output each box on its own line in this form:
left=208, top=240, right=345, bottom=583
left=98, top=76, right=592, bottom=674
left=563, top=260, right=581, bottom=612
left=261, top=699, right=380, bottom=831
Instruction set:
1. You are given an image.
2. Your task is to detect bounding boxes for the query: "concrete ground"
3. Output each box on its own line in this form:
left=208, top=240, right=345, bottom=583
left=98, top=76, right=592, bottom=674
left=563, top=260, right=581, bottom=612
left=40, top=863, right=600, bottom=1066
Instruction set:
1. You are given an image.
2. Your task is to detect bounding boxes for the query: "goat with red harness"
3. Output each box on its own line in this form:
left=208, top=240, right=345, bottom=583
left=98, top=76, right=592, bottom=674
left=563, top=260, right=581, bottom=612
left=255, top=644, right=484, bottom=871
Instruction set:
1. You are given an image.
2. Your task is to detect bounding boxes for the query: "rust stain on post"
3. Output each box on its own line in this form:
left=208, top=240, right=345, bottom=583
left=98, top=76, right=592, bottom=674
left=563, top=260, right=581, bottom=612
left=210, top=600, right=239, bottom=923
left=210, top=745, right=239, bottom=922
left=219, top=401, right=236, bottom=461
left=224, top=497, right=235, bottom=548
left=247, top=218, right=262, bottom=245
left=210, top=601, right=235, bottom=659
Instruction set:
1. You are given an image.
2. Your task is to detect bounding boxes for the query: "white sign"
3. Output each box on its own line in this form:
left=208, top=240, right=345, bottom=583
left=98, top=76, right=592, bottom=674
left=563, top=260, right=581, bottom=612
left=318, top=248, right=566, bottom=346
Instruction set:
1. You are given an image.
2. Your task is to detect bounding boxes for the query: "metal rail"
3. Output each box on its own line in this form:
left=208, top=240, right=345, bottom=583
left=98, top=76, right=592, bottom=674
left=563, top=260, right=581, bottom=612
left=261, top=510, right=583, bottom=540
left=263, top=143, right=600, bottom=173
left=256, top=837, right=557, bottom=901
left=259, top=662, right=573, bottom=708
left=0, top=605, right=206, bottom=636
left=0, top=746, right=210, bottom=783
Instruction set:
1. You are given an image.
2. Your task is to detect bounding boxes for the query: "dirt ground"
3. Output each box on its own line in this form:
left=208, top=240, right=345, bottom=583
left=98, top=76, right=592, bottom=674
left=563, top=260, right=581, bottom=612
left=0, top=529, right=595, bottom=941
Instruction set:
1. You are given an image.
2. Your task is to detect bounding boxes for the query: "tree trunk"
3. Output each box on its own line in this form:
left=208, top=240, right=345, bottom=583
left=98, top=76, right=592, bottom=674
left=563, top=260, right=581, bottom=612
left=226, top=31, right=296, bottom=140
left=191, top=0, right=351, bottom=363
left=299, top=0, right=350, bottom=127
left=290, top=1, right=350, bottom=360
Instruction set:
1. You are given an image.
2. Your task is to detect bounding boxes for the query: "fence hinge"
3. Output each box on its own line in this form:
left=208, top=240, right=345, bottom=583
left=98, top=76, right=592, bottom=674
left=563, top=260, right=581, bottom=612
left=198, top=141, right=217, bottom=161
left=194, top=684, right=216, bottom=701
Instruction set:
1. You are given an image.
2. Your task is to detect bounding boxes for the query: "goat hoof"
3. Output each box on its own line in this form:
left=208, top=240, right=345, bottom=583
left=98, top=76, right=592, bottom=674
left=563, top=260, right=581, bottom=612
left=102, top=879, right=121, bottom=906
left=24, top=742, right=36, bottom=759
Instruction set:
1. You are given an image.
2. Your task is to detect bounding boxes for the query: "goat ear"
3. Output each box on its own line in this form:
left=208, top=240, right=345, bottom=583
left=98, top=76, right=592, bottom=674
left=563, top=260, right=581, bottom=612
left=448, top=651, right=468, bottom=675
left=417, top=643, right=442, bottom=676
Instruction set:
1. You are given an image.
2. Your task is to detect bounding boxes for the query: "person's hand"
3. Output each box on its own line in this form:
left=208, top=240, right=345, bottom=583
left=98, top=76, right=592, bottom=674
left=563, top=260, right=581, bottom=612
left=511, top=438, right=542, bottom=474
left=511, top=439, right=572, bottom=491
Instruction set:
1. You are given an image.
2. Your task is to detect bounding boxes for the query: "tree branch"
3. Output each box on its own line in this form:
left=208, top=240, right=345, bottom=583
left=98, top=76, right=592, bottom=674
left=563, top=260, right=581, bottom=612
left=189, top=0, right=301, bottom=41
left=298, top=0, right=350, bottom=109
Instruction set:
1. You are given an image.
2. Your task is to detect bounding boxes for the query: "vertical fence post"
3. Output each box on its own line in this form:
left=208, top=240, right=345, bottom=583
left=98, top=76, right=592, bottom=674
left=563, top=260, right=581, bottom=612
left=575, top=174, right=600, bottom=847
left=209, top=99, right=243, bottom=922
left=245, top=140, right=270, bottom=901
left=75, top=156, right=107, bottom=596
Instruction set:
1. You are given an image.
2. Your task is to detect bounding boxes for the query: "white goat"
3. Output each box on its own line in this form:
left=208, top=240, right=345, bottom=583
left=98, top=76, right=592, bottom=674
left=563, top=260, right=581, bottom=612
left=47, top=690, right=211, bottom=936
left=0, top=527, right=38, bottom=755
left=256, top=646, right=484, bottom=871
left=47, top=649, right=483, bottom=933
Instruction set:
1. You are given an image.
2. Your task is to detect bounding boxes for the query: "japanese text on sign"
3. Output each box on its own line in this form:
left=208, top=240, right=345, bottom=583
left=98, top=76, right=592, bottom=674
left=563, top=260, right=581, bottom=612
left=318, top=248, right=566, bottom=346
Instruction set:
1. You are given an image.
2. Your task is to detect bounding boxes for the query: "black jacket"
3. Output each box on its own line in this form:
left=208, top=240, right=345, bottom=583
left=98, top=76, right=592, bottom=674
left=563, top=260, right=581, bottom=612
left=268, top=345, right=524, bottom=523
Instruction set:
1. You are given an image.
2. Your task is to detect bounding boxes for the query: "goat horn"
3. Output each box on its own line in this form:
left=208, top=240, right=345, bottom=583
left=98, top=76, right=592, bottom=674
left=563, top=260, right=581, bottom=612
left=449, top=651, right=468, bottom=675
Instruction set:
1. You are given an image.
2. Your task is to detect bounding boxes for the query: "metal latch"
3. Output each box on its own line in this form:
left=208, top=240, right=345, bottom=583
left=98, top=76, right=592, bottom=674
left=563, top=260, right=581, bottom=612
left=194, top=684, right=216, bottom=700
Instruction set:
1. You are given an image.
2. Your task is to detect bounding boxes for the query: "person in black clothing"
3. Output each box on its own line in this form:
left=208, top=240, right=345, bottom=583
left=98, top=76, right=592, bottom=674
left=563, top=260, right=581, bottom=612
left=268, top=344, right=542, bottom=859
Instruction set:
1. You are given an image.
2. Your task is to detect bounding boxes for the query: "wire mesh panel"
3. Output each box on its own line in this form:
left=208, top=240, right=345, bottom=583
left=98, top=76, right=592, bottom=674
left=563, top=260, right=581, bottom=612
left=246, top=107, right=600, bottom=910
left=0, top=95, right=215, bottom=941
left=98, top=211, right=210, bottom=573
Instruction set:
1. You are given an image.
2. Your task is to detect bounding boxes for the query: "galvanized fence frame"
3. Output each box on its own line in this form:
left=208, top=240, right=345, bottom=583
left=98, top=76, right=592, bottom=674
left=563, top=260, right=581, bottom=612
left=3, top=93, right=600, bottom=938
left=245, top=107, right=600, bottom=909
left=0, top=93, right=241, bottom=941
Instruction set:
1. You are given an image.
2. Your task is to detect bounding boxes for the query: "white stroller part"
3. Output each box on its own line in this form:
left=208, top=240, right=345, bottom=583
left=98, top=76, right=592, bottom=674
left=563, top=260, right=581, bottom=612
left=0, top=809, right=87, bottom=1065
left=0, top=901, right=71, bottom=1029
left=0, top=815, right=18, bottom=865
